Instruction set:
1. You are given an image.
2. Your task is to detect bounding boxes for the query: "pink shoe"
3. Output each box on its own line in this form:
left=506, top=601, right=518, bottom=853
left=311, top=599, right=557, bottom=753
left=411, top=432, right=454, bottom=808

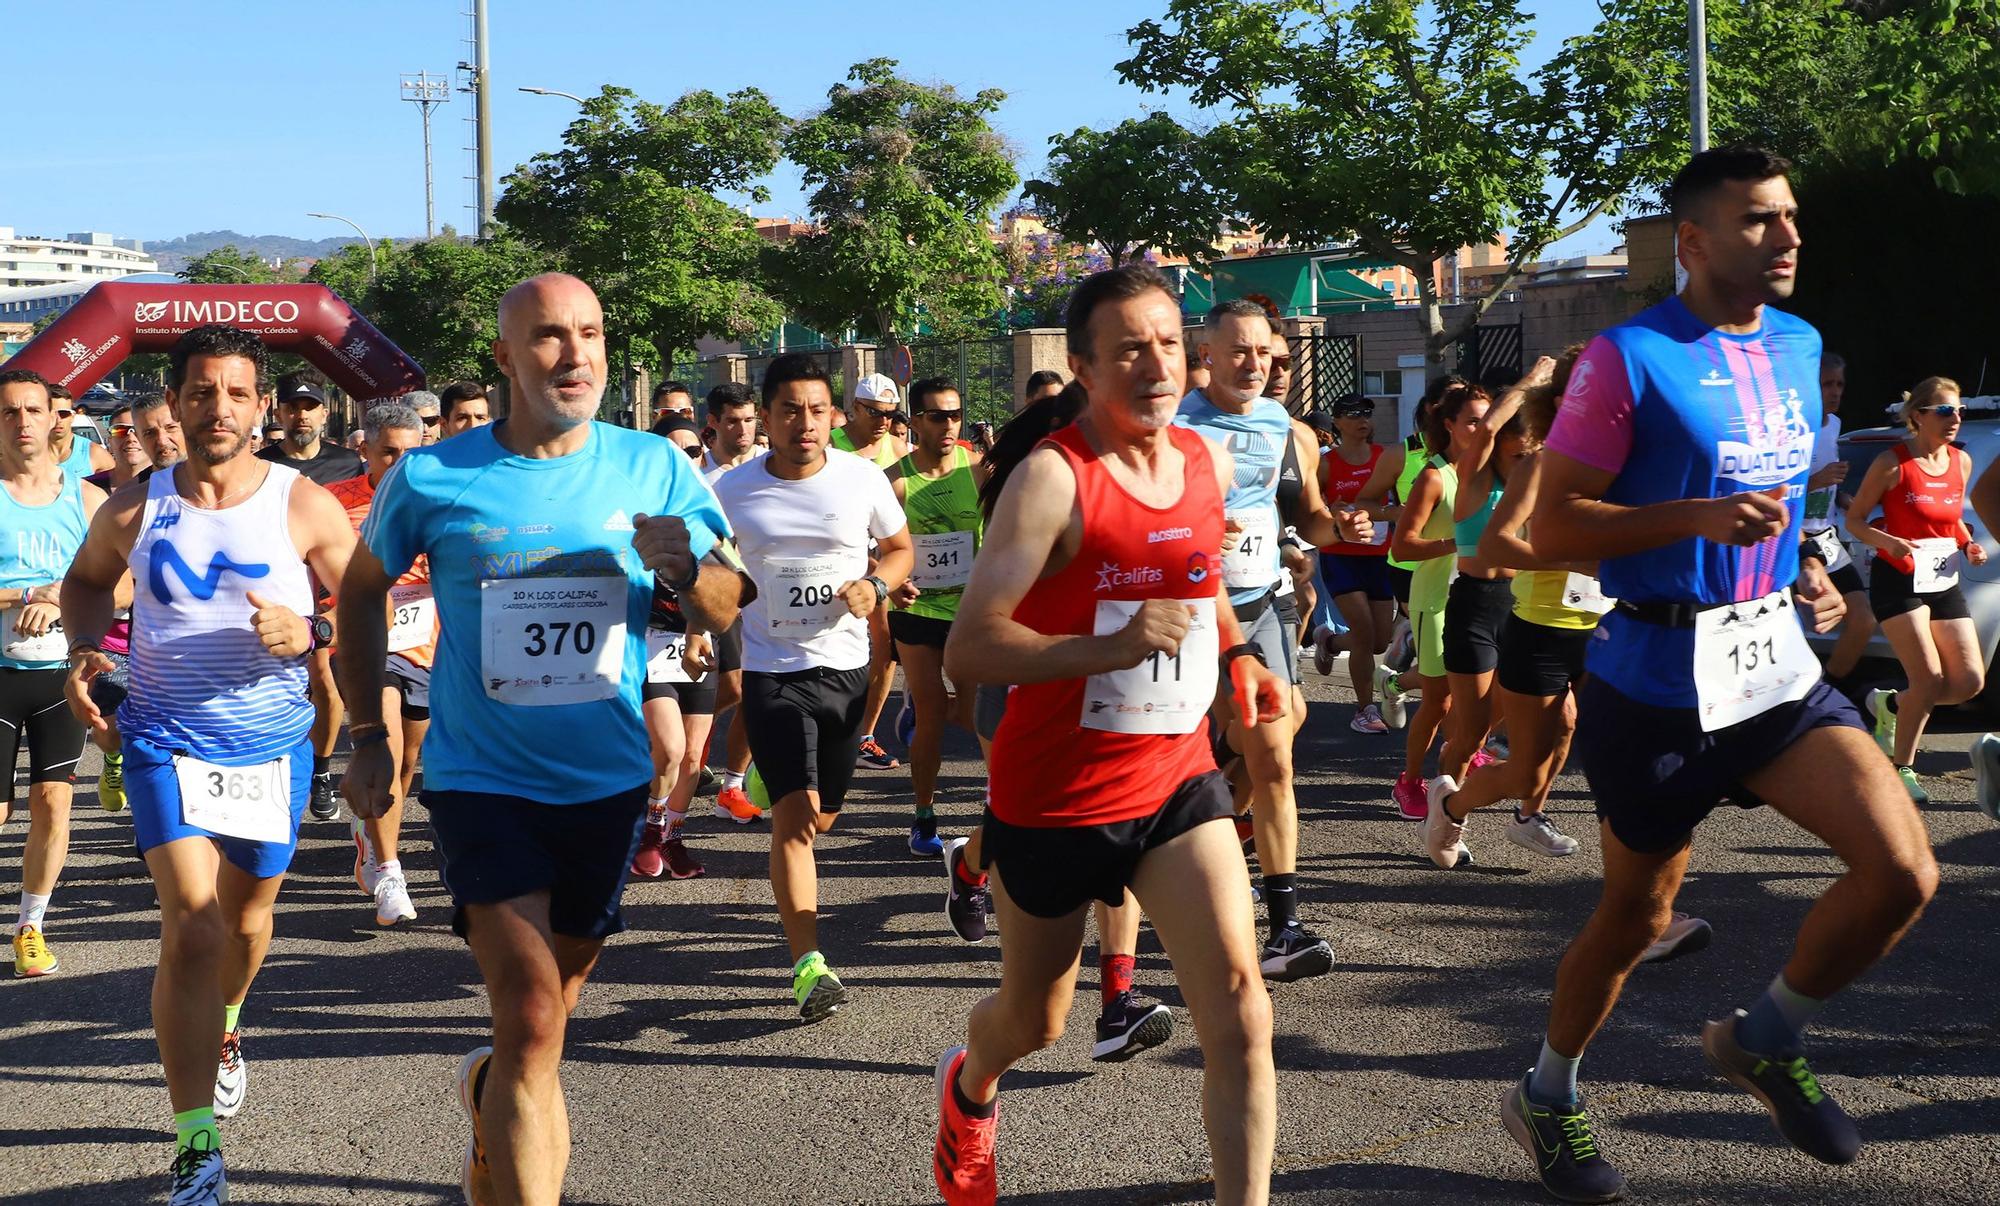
left=1469, top=747, right=1500, bottom=771
left=1392, top=772, right=1429, bottom=821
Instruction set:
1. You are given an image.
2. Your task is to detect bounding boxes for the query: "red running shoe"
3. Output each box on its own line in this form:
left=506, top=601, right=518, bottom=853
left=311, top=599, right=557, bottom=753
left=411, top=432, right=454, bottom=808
left=933, top=1046, right=997, bottom=1206
left=663, top=835, right=705, bottom=880
left=631, top=822, right=667, bottom=879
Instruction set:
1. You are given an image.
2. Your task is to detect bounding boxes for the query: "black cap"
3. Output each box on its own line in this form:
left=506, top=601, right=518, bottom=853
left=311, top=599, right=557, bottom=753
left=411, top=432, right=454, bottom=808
left=275, top=373, right=327, bottom=406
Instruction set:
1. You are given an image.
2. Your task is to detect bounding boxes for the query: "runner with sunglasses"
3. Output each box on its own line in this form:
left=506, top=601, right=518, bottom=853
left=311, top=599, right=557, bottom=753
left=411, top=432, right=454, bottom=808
left=1316, top=393, right=1397, bottom=732
left=833, top=373, right=911, bottom=773
left=47, top=383, right=115, bottom=479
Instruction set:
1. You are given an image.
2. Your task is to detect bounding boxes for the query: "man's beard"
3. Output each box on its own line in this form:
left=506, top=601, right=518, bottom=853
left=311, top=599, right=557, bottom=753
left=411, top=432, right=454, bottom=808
left=193, top=425, right=251, bottom=465
left=286, top=425, right=321, bottom=452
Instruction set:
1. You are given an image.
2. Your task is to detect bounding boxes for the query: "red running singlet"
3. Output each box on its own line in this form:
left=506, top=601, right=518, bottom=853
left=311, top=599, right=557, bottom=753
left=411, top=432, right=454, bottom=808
left=1319, top=444, right=1385, bottom=557
left=1875, top=443, right=1967, bottom=576
left=987, top=424, right=1226, bottom=828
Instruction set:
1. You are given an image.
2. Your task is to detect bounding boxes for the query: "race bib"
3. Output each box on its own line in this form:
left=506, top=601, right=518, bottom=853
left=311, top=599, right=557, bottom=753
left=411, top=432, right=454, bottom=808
left=387, top=583, right=436, bottom=654
left=1804, top=485, right=1837, bottom=525
left=480, top=574, right=627, bottom=705
left=1561, top=573, right=1616, bottom=616
left=1806, top=525, right=1851, bottom=574
left=1, top=607, right=65, bottom=664
left=645, top=629, right=700, bottom=684
left=1692, top=589, right=1818, bottom=732
left=1081, top=597, right=1219, bottom=735
left=1910, top=537, right=1961, bottom=593
left=766, top=554, right=855, bottom=637
left=1223, top=509, right=1278, bottom=590
left=913, top=530, right=975, bottom=590
left=176, top=753, right=292, bottom=844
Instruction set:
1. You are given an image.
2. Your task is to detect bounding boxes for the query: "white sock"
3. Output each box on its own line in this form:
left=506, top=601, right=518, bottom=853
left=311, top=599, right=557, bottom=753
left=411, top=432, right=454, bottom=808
left=646, top=795, right=670, bottom=823
left=664, top=807, right=688, bottom=834
left=721, top=771, right=745, bottom=791
left=18, top=891, right=50, bottom=931
left=376, top=859, right=402, bottom=881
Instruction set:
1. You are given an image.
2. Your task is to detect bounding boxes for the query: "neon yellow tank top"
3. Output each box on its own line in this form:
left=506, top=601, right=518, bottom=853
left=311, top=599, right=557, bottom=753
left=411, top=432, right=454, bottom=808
left=895, top=446, right=982, bottom=621
left=833, top=427, right=899, bottom=467
left=1408, top=456, right=1457, bottom=614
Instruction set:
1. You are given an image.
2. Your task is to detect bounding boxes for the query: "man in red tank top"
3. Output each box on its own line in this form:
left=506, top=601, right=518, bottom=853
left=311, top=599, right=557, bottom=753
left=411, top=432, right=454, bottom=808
left=929, top=266, right=1285, bottom=1206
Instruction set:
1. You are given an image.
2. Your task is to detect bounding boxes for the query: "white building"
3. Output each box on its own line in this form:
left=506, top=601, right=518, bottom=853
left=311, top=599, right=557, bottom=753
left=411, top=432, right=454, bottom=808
left=0, top=228, right=158, bottom=290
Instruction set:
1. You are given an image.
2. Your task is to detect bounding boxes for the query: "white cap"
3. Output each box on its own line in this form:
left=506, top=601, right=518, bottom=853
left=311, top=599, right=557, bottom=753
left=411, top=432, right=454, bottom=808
left=851, top=373, right=900, bottom=405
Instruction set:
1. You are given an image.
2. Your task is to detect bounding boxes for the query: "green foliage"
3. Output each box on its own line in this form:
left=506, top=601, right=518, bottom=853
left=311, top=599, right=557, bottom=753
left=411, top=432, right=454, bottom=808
left=767, top=59, right=1018, bottom=354
left=1000, top=239, right=1094, bottom=330
left=178, top=244, right=296, bottom=285
left=1023, top=114, right=1232, bottom=266
left=496, top=84, right=789, bottom=370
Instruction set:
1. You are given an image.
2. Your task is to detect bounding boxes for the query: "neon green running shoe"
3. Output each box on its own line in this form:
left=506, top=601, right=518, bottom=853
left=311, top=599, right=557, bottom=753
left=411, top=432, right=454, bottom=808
left=747, top=763, right=770, bottom=812
left=99, top=751, right=127, bottom=813
left=1896, top=765, right=1929, bottom=803
left=1866, top=688, right=1897, bottom=758
left=791, top=951, right=848, bottom=1023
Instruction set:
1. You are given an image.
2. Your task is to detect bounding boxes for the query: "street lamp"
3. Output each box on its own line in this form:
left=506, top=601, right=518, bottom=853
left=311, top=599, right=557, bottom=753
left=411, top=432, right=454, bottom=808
left=519, top=86, right=587, bottom=106
left=306, top=212, right=378, bottom=284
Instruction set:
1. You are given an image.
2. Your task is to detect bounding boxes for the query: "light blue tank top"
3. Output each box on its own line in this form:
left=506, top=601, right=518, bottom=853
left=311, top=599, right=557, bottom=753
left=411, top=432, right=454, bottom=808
left=1174, top=391, right=1293, bottom=606
left=0, top=470, right=88, bottom=669
left=59, top=437, right=94, bottom=481
left=1455, top=477, right=1504, bottom=557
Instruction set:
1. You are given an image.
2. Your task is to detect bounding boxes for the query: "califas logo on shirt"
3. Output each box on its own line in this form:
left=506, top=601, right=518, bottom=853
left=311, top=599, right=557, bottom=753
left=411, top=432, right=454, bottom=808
left=1095, top=561, right=1165, bottom=591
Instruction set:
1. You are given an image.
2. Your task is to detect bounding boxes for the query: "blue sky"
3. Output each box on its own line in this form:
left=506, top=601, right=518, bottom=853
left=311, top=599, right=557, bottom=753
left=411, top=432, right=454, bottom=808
left=2, top=0, right=1613, bottom=254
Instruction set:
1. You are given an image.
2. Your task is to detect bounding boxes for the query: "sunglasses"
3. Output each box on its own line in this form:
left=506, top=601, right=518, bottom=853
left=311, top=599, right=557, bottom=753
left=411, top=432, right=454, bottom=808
left=110, top=423, right=136, bottom=435
left=920, top=409, right=964, bottom=423
left=853, top=403, right=898, bottom=419
left=421, top=414, right=442, bottom=426
left=1920, top=405, right=1963, bottom=419
left=54, top=410, right=74, bottom=420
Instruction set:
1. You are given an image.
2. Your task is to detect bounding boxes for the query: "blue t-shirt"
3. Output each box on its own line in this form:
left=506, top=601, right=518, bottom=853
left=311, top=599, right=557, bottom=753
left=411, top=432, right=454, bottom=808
left=362, top=422, right=729, bottom=801
left=1544, top=296, right=1822, bottom=707
left=1174, top=391, right=1291, bottom=606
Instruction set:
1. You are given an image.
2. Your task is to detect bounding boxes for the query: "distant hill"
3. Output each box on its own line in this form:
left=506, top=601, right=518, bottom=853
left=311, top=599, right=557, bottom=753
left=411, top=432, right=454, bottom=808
left=147, top=230, right=400, bottom=273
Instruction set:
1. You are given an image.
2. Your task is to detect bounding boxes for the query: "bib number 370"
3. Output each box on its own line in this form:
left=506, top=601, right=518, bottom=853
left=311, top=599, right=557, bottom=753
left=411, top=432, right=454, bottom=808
left=1692, top=588, right=1817, bottom=732
left=480, top=574, right=627, bottom=706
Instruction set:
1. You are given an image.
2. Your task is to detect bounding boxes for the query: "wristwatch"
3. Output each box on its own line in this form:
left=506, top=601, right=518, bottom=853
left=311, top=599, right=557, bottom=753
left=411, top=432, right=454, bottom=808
left=865, top=575, right=891, bottom=607
left=659, top=555, right=701, bottom=594
left=308, top=615, right=335, bottom=649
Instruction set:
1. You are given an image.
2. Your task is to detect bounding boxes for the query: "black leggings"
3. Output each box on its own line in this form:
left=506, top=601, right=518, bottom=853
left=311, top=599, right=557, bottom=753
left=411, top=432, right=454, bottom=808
left=0, top=667, right=85, bottom=785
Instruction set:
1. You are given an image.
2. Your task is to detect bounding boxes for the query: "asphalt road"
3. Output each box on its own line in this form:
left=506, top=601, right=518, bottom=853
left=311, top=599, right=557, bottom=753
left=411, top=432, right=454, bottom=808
left=2, top=659, right=1996, bottom=1205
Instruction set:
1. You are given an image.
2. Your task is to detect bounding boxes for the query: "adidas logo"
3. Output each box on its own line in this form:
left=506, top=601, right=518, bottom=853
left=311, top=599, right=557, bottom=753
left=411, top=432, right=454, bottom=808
left=602, top=511, right=634, bottom=532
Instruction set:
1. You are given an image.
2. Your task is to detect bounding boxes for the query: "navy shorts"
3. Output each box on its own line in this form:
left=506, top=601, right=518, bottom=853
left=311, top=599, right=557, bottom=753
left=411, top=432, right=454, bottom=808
left=1575, top=676, right=1864, bottom=854
left=126, top=733, right=312, bottom=879
left=425, top=784, right=649, bottom=941
left=1323, top=554, right=1394, bottom=602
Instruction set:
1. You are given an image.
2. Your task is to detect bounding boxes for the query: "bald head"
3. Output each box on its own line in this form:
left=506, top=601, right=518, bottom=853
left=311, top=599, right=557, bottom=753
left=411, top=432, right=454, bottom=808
left=494, top=272, right=607, bottom=432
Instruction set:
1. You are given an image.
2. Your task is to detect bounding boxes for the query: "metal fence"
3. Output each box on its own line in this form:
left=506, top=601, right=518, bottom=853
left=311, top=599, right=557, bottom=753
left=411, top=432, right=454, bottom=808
left=1455, top=322, right=1524, bottom=385
left=906, top=336, right=1015, bottom=424
left=746, top=347, right=844, bottom=403
left=1287, top=331, right=1363, bottom=418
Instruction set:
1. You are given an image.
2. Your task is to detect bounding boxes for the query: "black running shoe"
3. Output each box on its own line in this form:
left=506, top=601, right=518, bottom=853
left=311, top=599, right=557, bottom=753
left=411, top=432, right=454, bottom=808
left=942, top=838, right=990, bottom=943
left=308, top=772, right=338, bottom=821
left=1091, top=991, right=1173, bottom=1062
left=1259, top=921, right=1333, bottom=982
left=696, top=766, right=721, bottom=796
left=1703, top=1011, right=1860, bottom=1165
left=1501, top=1072, right=1627, bottom=1203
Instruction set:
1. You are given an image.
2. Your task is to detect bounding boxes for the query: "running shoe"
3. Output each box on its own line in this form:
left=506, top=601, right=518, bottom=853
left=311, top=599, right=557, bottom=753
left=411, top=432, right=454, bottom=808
left=1349, top=704, right=1390, bottom=734
left=1703, top=1011, right=1860, bottom=1165
left=1639, top=912, right=1712, bottom=964
left=167, top=1131, right=227, bottom=1206
left=942, top=838, right=991, bottom=944
left=1387, top=619, right=1414, bottom=672
left=1259, top=921, right=1334, bottom=981
left=1974, top=732, right=2000, bottom=822
left=1866, top=688, right=1897, bottom=758
left=1092, top=991, right=1174, bottom=1062
left=1500, top=1071, right=1627, bottom=1204
left=308, top=772, right=338, bottom=822
left=1469, top=746, right=1501, bottom=772
left=351, top=820, right=379, bottom=895
left=663, top=836, right=705, bottom=880
left=714, top=785, right=763, bottom=824
left=457, top=1046, right=496, bottom=1206
left=213, top=1030, right=246, bottom=1119
left=856, top=737, right=899, bottom=770
left=11, top=924, right=57, bottom=977
left=1895, top=765, right=1929, bottom=803
left=1485, top=734, right=1511, bottom=760
left=1425, top=775, right=1468, bottom=869
left=695, top=766, right=721, bottom=796
left=1233, top=811, right=1255, bottom=845
left=909, top=825, right=945, bottom=857
left=793, top=952, right=848, bottom=1023
left=1313, top=628, right=1339, bottom=678
left=99, top=751, right=126, bottom=813
left=1505, top=812, right=1579, bottom=857
left=1374, top=663, right=1408, bottom=729
left=374, top=870, right=417, bottom=927
left=631, top=821, right=668, bottom=879
left=933, top=1045, right=998, bottom=1206
left=1392, top=772, right=1428, bottom=821
left=897, top=699, right=917, bottom=752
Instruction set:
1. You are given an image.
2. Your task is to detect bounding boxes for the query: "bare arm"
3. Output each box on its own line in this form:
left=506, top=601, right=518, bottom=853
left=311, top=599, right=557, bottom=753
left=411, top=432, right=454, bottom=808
left=1843, top=450, right=1905, bottom=556
left=1287, top=421, right=1369, bottom=547
left=1388, top=467, right=1455, bottom=564
left=1531, top=450, right=1785, bottom=564
left=1345, top=445, right=1405, bottom=525
left=58, top=483, right=145, bottom=649
left=335, top=542, right=395, bottom=731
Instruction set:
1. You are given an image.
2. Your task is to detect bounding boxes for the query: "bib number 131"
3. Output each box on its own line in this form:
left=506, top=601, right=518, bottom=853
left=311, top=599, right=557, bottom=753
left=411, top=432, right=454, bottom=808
left=1692, top=589, right=1816, bottom=732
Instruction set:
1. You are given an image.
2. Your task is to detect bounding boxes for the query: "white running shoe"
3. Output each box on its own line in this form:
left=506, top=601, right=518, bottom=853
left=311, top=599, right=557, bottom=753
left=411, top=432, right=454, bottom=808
left=1975, top=732, right=2000, bottom=824
left=1349, top=704, right=1390, bottom=734
left=374, top=871, right=417, bottom=926
left=1424, top=776, right=1467, bottom=869
left=1313, top=628, right=1340, bottom=678
left=1640, top=912, right=1713, bottom=964
left=1374, top=663, right=1408, bottom=729
left=1504, top=812, right=1580, bottom=857
left=168, top=1133, right=227, bottom=1205
left=352, top=818, right=379, bottom=896
left=213, top=1030, right=246, bottom=1119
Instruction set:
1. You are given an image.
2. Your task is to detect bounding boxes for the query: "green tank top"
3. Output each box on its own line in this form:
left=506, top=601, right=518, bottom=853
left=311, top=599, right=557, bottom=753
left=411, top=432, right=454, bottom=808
left=1387, top=434, right=1428, bottom=571
left=896, top=445, right=982, bottom=621
left=1409, top=456, right=1457, bottom=614
left=833, top=427, right=899, bottom=468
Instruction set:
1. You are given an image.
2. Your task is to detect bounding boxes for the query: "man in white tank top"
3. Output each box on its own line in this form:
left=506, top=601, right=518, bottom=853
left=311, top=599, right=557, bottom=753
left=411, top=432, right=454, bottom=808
left=60, top=325, right=355, bottom=1206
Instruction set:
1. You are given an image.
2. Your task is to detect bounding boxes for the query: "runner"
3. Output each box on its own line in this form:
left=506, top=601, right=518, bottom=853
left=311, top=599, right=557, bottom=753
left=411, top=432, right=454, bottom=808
left=1359, top=376, right=1462, bottom=731
left=1504, top=147, right=1936, bottom=1200
left=0, top=370, right=105, bottom=978
left=652, top=380, right=697, bottom=422
left=1803, top=352, right=1874, bottom=699
left=1316, top=393, right=1398, bottom=731
left=1847, top=376, right=1985, bottom=802
left=1021, top=369, right=1065, bottom=407
left=340, top=274, right=739, bottom=1206
left=698, top=382, right=764, bottom=825
left=46, top=382, right=116, bottom=479
left=887, top=377, right=984, bottom=857
left=439, top=381, right=495, bottom=438
left=406, top=391, right=444, bottom=444
left=134, top=393, right=187, bottom=471
left=832, top=371, right=909, bottom=771
left=325, top=403, right=431, bottom=925
left=88, top=403, right=153, bottom=490
left=712, top=352, right=912, bottom=1020
left=60, top=325, right=355, bottom=1204
left=933, top=265, right=1283, bottom=1206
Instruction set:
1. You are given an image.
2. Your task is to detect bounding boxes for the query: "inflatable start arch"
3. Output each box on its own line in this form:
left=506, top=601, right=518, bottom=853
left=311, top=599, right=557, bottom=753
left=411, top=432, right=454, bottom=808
left=3, top=281, right=426, bottom=400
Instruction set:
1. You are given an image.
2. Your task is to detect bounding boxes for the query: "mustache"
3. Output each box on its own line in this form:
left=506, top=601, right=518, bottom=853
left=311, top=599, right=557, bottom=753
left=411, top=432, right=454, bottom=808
left=1135, top=379, right=1178, bottom=398
left=552, top=370, right=596, bottom=386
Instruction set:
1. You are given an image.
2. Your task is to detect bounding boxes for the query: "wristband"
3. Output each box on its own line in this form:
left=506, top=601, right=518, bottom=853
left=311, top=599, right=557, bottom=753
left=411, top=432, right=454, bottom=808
left=67, top=640, right=102, bottom=661
left=660, top=556, right=700, bottom=594
left=1224, top=643, right=1267, bottom=668
left=865, top=575, right=890, bottom=606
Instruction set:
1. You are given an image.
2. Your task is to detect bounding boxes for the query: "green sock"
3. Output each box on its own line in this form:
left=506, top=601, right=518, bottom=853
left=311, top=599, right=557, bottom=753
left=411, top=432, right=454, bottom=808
left=222, top=1001, right=242, bottom=1033
left=174, top=1106, right=218, bottom=1154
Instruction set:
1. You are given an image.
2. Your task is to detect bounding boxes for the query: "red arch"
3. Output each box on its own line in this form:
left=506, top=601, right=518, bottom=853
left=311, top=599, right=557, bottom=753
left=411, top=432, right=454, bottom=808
left=2, top=281, right=426, bottom=400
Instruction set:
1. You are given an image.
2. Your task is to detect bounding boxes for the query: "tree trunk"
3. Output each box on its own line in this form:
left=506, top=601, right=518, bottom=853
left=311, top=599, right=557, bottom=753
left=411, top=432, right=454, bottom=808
left=1419, top=276, right=1449, bottom=365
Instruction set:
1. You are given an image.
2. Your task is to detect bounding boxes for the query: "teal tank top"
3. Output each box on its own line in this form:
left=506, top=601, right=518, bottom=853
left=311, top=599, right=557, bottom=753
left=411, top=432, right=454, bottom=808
left=1454, top=477, right=1503, bottom=557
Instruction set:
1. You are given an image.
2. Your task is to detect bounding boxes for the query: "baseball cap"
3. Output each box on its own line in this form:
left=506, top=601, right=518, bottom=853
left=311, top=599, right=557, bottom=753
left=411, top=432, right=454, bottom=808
left=274, top=374, right=327, bottom=406
left=1332, top=393, right=1374, bottom=417
left=851, top=373, right=900, bottom=406
left=402, top=390, right=442, bottom=417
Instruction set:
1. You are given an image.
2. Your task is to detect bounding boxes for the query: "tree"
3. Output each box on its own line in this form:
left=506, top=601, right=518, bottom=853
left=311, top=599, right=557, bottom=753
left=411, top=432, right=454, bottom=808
left=1001, top=237, right=1097, bottom=330
left=306, top=234, right=551, bottom=384
left=1023, top=114, right=1233, bottom=267
left=767, top=59, right=1017, bottom=361
left=1120, top=0, right=1698, bottom=362
left=496, top=84, right=789, bottom=379
left=179, top=244, right=293, bottom=284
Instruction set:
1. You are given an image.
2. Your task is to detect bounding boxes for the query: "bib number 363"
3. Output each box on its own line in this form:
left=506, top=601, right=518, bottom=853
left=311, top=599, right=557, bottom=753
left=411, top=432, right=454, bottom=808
left=176, top=753, right=291, bottom=844
left=481, top=574, right=627, bottom=706
left=1692, top=589, right=1817, bottom=732
left=1081, top=597, right=1219, bottom=735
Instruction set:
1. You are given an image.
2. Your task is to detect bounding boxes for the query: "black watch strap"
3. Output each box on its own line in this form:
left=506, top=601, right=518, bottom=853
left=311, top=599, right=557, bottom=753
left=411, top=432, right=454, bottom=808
left=1224, top=642, right=1267, bottom=667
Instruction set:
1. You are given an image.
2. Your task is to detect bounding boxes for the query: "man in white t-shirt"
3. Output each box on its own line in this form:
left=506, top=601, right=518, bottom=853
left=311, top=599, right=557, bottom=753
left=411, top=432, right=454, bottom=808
left=1802, top=351, right=1874, bottom=697
left=711, top=354, right=913, bottom=1022
left=695, top=381, right=765, bottom=822
left=700, top=382, right=764, bottom=487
